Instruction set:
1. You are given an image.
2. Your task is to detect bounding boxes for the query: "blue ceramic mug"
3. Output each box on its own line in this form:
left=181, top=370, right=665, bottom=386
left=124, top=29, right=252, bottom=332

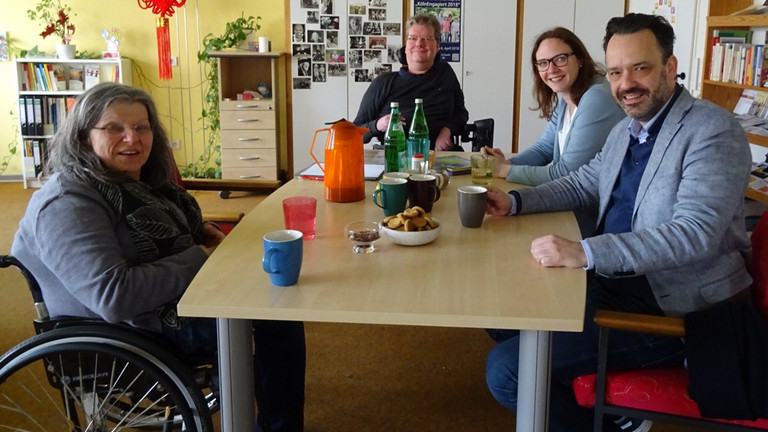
left=262, top=229, right=303, bottom=286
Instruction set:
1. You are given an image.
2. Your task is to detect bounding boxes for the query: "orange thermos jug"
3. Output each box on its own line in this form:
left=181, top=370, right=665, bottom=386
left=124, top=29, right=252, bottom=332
left=310, top=119, right=368, bottom=202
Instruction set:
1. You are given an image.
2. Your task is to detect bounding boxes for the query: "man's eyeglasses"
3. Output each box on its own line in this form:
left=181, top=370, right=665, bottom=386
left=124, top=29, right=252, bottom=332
left=92, top=123, right=153, bottom=136
left=535, top=53, right=575, bottom=71
left=406, top=36, right=436, bottom=44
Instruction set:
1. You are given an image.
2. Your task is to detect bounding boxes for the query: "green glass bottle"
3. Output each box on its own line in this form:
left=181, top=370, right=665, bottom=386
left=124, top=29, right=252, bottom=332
left=384, top=102, right=406, bottom=172
left=407, top=98, right=430, bottom=168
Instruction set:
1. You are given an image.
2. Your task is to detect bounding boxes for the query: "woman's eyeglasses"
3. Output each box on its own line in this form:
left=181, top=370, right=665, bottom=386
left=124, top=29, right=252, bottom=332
left=535, top=53, right=575, bottom=71
left=92, top=123, right=153, bottom=136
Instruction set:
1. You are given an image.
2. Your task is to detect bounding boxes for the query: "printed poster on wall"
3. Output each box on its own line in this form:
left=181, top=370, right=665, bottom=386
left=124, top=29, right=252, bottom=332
left=414, top=0, right=461, bottom=63
left=291, top=0, right=403, bottom=90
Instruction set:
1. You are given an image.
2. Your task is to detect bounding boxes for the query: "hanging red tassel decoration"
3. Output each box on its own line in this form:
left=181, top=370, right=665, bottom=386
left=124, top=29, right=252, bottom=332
left=156, top=17, right=171, bottom=80
left=137, top=0, right=186, bottom=81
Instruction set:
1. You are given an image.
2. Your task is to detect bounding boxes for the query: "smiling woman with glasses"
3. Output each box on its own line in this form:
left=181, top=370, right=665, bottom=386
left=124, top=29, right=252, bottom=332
left=12, top=81, right=308, bottom=432
left=354, top=12, right=468, bottom=151
left=480, top=27, right=625, bottom=236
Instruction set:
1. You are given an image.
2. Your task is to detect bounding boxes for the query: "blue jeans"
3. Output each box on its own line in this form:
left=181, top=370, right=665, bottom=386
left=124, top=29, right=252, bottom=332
left=485, top=276, right=685, bottom=432
left=163, top=318, right=306, bottom=432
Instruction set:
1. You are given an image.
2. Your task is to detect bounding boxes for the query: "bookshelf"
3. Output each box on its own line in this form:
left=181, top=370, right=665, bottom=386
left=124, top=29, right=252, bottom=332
left=14, top=57, right=132, bottom=188
left=703, top=0, right=768, bottom=204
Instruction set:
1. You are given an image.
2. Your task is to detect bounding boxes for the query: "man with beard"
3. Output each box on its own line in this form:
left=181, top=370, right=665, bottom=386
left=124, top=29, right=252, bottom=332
left=483, top=13, right=752, bottom=432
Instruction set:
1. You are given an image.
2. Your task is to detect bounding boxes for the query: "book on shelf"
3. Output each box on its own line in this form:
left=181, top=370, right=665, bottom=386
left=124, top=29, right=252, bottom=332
left=43, top=64, right=56, bottom=91
left=33, top=64, right=48, bottom=91
left=750, top=160, right=768, bottom=197
left=734, top=88, right=768, bottom=137
left=709, top=28, right=768, bottom=86
left=20, top=63, right=31, bottom=91
left=84, top=64, right=100, bottom=89
left=51, top=64, right=66, bottom=90
left=31, top=140, right=45, bottom=177
left=68, top=64, right=84, bottom=90
left=18, top=97, right=28, bottom=135
left=22, top=140, right=35, bottom=179
left=24, top=96, right=34, bottom=136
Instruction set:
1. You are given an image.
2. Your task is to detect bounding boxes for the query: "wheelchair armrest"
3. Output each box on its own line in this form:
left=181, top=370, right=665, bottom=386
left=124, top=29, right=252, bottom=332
left=594, top=309, right=685, bottom=337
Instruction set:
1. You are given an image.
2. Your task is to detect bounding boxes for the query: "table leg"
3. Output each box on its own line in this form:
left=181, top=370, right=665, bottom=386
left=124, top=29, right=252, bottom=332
left=217, top=318, right=255, bottom=432
left=516, top=330, right=551, bottom=432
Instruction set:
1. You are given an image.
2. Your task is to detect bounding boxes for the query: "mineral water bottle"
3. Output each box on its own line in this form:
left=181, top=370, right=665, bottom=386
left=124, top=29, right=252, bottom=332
left=408, top=98, right=430, bottom=168
left=384, top=102, right=406, bottom=172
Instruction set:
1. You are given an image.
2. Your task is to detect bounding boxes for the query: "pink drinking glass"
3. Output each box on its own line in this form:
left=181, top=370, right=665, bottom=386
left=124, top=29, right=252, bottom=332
left=282, top=196, right=317, bottom=239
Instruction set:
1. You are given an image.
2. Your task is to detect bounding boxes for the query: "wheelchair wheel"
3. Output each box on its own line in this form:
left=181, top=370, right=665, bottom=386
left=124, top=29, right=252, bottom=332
left=0, top=326, right=214, bottom=431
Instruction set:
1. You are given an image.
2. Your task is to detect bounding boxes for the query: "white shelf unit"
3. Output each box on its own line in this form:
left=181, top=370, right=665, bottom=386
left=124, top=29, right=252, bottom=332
left=14, top=57, right=132, bottom=188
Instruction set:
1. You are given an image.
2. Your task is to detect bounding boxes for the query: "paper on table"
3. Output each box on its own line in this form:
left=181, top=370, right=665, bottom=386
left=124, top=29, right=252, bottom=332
left=297, top=163, right=385, bottom=180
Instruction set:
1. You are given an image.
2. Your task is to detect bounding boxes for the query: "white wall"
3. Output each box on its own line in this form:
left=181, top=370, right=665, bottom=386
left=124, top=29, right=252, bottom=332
left=456, top=1, right=517, bottom=150
left=627, top=0, right=708, bottom=97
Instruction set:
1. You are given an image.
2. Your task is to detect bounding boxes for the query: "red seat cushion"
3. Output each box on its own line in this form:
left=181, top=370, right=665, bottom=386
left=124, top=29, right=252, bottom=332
left=573, top=369, right=768, bottom=429
left=752, top=210, right=768, bottom=318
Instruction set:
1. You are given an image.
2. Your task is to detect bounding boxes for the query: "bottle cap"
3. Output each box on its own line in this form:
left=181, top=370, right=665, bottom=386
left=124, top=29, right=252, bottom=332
left=390, top=102, right=399, bottom=107
left=413, top=154, right=424, bottom=159
left=415, top=98, right=423, bottom=103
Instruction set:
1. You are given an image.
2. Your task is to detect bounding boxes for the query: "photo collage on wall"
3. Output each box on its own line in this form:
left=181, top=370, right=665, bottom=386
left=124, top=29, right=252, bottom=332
left=292, top=0, right=402, bottom=90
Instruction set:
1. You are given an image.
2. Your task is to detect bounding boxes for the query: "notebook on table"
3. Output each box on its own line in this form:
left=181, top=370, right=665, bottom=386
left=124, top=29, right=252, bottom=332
left=297, top=163, right=385, bottom=181
left=433, top=155, right=471, bottom=175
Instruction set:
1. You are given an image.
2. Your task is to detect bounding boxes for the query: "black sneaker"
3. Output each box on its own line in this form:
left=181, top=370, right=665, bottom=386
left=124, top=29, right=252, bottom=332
left=614, top=416, right=653, bottom=432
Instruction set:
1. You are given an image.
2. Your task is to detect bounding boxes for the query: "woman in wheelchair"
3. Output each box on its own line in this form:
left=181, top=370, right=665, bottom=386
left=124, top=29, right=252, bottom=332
left=10, top=82, right=305, bottom=432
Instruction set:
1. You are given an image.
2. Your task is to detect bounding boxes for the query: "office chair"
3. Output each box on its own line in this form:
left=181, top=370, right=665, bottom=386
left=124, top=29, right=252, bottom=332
left=0, top=255, right=217, bottom=431
left=453, top=118, right=495, bottom=152
left=572, top=211, right=768, bottom=431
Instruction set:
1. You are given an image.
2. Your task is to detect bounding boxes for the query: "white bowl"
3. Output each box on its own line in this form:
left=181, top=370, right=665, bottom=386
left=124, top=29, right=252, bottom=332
left=379, top=218, right=442, bottom=246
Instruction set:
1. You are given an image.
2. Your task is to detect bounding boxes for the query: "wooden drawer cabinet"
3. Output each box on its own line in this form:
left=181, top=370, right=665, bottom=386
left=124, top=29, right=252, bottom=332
left=222, top=166, right=278, bottom=180
left=220, top=130, right=277, bottom=149
left=220, top=108, right=276, bottom=130
left=210, top=51, right=288, bottom=185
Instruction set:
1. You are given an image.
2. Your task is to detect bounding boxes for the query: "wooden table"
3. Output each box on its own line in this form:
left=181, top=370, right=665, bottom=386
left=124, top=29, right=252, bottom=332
left=179, top=157, right=586, bottom=432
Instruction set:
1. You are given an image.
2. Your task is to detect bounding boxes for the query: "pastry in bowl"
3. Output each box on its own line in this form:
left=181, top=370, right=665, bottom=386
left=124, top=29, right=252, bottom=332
left=379, top=206, right=441, bottom=246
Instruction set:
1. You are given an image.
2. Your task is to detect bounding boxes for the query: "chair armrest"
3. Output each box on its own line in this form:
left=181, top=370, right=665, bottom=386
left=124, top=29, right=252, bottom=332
left=594, top=309, right=685, bottom=337
left=203, top=211, right=245, bottom=224
left=182, top=178, right=281, bottom=191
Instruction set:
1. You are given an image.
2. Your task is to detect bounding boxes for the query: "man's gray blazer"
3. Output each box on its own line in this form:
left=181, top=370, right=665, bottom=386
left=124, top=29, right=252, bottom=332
left=515, top=88, right=753, bottom=317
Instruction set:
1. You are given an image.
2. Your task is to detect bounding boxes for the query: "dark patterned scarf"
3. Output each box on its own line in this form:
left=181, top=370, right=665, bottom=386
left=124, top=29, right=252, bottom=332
left=88, top=174, right=204, bottom=329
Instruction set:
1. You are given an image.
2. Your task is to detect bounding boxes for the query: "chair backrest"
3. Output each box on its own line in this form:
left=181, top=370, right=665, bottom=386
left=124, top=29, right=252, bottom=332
left=751, top=210, right=768, bottom=318
left=453, top=118, right=495, bottom=152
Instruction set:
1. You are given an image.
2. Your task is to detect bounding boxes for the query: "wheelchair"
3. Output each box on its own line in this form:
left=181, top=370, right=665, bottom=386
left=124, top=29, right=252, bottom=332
left=0, top=255, right=218, bottom=431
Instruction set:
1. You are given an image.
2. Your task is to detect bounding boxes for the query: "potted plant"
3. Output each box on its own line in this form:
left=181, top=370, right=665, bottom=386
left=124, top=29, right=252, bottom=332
left=181, top=13, right=261, bottom=179
left=27, top=0, right=76, bottom=59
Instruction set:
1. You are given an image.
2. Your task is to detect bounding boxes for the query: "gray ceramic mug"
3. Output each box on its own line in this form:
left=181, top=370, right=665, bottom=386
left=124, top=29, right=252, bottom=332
left=457, top=185, right=488, bottom=228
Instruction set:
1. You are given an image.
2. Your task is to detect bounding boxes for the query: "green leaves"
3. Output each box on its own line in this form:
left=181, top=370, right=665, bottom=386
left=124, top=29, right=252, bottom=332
left=188, top=13, right=261, bottom=180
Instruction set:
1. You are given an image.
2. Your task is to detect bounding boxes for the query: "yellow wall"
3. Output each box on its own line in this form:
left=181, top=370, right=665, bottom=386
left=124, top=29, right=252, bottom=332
left=0, top=0, right=287, bottom=177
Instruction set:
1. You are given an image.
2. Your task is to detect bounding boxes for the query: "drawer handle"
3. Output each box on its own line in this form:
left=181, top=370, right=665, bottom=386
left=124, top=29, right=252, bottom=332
left=238, top=137, right=261, bottom=141
left=237, top=118, right=259, bottom=123
left=236, top=104, right=259, bottom=109
left=238, top=156, right=261, bottom=160
left=239, top=174, right=262, bottom=179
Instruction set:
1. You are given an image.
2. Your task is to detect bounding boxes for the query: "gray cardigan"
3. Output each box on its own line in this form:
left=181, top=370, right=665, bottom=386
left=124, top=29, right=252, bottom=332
left=508, top=76, right=625, bottom=186
left=11, top=172, right=208, bottom=332
left=514, top=88, right=753, bottom=317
